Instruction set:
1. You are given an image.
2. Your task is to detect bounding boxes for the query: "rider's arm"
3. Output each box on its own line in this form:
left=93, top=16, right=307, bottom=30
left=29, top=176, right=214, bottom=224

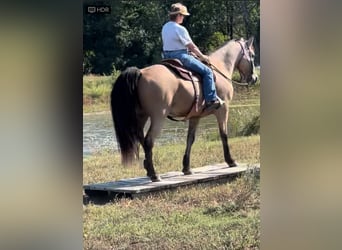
left=186, top=42, right=209, bottom=62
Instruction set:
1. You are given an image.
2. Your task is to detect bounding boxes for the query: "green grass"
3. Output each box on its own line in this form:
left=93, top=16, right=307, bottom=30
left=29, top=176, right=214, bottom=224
left=83, top=74, right=117, bottom=113
left=83, top=135, right=260, bottom=249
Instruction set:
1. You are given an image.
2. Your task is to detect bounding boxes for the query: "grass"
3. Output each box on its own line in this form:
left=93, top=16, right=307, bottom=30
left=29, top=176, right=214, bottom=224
left=83, top=73, right=119, bottom=113
left=83, top=135, right=260, bottom=249
left=83, top=135, right=260, bottom=184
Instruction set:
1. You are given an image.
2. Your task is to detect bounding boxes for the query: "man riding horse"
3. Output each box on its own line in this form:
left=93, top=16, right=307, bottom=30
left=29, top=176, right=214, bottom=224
left=162, top=3, right=223, bottom=112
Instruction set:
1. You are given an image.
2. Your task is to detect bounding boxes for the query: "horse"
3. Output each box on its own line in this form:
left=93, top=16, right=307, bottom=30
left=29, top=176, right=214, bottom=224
left=110, top=37, right=258, bottom=182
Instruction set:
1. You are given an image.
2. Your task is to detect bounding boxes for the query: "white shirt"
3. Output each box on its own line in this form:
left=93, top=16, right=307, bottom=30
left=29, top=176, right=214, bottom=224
left=162, top=21, right=193, bottom=51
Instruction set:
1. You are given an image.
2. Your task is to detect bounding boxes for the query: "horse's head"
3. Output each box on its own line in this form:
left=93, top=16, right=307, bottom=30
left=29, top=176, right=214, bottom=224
left=236, top=37, right=258, bottom=85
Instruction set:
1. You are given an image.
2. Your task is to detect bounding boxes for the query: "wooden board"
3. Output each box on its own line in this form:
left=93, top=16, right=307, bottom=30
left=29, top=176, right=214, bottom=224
left=84, top=163, right=259, bottom=200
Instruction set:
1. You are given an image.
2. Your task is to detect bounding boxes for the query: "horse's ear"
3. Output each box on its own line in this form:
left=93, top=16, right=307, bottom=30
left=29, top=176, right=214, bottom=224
left=247, top=36, right=254, bottom=48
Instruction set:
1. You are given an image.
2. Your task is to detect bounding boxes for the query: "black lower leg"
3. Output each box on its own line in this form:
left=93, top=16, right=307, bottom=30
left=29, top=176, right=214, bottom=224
left=143, top=138, right=160, bottom=181
left=220, top=131, right=237, bottom=167
left=182, top=118, right=199, bottom=175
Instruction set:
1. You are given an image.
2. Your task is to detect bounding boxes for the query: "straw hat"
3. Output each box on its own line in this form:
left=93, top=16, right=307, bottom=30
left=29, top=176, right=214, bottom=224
left=169, top=3, right=190, bottom=16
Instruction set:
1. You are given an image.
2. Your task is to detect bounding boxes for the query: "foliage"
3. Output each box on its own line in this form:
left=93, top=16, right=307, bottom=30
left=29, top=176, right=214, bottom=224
left=83, top=0, right=260, bottom=75
left=207, top=32, right=228, bottom=52
left=240, top=115, right=260, bottom=136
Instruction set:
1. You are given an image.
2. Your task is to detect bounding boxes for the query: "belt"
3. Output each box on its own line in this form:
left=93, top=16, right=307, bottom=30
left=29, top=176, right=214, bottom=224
left=163, top=49, right=188, bottom=53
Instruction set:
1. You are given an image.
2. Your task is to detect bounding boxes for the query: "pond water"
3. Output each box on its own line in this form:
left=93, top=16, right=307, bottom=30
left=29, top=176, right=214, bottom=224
left=83, top=112, right=219, bottom=157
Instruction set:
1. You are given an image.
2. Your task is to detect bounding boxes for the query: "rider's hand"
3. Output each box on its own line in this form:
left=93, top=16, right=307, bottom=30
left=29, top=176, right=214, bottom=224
left=200, top=55, right=210, bottom=63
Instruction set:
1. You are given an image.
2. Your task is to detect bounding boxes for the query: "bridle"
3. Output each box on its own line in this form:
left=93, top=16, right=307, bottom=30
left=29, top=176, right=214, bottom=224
left=208, top=40, right=255, bottom=87
left=208, top=62, right=249, bottom=87
left=237, top=40, right=255, bottom=81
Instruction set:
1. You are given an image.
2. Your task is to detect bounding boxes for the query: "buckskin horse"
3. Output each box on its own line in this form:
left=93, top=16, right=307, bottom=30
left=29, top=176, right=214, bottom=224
left=111, top=37, right=258, bottom=182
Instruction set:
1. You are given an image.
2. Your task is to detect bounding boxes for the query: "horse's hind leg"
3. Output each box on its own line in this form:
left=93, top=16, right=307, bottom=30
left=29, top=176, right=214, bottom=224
left=143, top=116, right=164, bottom=182
left=182, top=117, right=200, bottom=175
left=216, top=113, right=237, bottom=167
left=136, top=114, right=148, bottom=159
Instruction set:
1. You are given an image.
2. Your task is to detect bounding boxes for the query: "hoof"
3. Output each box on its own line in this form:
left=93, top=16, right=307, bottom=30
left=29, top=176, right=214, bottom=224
left=228, top=161, right=238, bottom=167
left=150, top=175, right=161, bottom=182
left=182, top=169, right=193, bottom=175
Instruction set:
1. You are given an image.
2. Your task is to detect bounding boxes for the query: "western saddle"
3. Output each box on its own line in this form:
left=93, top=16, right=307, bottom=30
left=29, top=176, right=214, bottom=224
left=160, top=59, right=203, bottom=121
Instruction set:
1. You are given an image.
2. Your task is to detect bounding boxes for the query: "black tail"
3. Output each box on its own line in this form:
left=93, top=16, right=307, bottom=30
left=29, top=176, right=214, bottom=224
left=110, top=67, right=141, bottom=165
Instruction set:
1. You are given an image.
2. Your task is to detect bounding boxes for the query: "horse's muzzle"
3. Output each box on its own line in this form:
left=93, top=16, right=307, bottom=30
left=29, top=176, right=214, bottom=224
left=249, top=74, right=258, bottom=85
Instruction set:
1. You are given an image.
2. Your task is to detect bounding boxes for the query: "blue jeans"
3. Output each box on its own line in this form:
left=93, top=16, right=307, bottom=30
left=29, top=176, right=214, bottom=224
left=163, top=50, right=217, bottom=102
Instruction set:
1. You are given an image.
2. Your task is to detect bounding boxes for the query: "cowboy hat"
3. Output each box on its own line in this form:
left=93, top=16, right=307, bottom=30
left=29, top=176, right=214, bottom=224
left=169, top=3, right=190, bottom=16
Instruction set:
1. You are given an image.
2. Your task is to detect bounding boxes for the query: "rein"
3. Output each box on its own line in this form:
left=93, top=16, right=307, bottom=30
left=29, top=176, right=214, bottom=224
left=207, top=39, right=254, bottom=87
left=208, top=62, right=249, bottom=87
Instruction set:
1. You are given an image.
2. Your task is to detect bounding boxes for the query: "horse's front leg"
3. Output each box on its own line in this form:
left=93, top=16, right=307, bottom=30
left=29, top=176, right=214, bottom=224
left=216, top=111, right=237, bottom=167
left=182, top=117, right=200, bottom=175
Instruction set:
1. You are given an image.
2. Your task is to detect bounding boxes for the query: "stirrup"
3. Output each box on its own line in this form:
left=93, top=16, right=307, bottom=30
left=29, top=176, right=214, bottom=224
left=216, top=96, right=225, bottom=105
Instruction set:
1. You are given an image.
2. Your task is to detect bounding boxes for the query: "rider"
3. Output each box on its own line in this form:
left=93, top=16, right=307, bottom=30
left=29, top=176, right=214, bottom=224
left=161, top=3, right=223, bottom=111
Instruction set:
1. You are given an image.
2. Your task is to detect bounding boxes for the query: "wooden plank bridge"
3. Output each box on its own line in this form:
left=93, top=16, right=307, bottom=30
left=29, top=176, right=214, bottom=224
left=83, top=163, right=259, bottom=202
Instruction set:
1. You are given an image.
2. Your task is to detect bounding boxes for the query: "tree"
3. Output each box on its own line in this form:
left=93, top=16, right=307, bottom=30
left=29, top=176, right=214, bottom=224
left=83, top=0, right=260, bottom=74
